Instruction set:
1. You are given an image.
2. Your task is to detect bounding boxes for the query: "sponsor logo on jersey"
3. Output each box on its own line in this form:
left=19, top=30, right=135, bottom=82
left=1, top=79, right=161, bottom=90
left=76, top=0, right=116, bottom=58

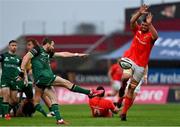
left=135, top=36, right=147, bottom=45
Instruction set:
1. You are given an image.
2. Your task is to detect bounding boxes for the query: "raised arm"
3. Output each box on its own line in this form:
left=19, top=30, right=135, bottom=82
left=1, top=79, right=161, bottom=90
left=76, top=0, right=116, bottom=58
left=146, top=13, right=158, bottom=41
left=54, top=52, right=88, bottom=58
left=130, top=4, right=149, bottom=29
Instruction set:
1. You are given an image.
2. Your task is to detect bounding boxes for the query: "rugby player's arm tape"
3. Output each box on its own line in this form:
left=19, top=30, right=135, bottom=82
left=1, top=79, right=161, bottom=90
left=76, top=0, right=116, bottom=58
left=18, top=70, right=24, bottom=79
left=29, top=46, right=40, bottom=57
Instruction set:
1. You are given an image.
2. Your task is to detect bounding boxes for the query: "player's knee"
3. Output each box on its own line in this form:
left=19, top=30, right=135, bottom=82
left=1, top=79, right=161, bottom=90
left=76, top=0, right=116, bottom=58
left=3, top=93, right=10, bottom=102
left=129, top=80, right=138, bottom=90
left=121, top=74, right=130, bottom=81
left=65, top=80, right=73, bottom=89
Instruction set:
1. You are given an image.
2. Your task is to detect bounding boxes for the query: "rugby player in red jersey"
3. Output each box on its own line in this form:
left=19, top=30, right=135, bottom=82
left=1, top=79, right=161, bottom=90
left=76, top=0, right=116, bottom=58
left=119, top=4, right=158, bottom=121
left=106, top=62, right=123, bottom=97
left=89, top=86, right=119, bottom=117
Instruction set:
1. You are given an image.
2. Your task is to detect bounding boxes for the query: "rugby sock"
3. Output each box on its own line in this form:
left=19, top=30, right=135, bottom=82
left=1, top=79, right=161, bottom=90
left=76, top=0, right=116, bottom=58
left=35, top=104, right=47, bottom=117
left=2, top=102, right=9, bottom=115
left=49, top=107, right=52, bottom=112
left=0, top=97, right=3, bottom=116
left=51, top=104, right=62, bottom=120
left=117, top=97, right=124, bottom=107
left=121, top=96, right=133, bottom=115
left=71, top=84, right=90, bottom=95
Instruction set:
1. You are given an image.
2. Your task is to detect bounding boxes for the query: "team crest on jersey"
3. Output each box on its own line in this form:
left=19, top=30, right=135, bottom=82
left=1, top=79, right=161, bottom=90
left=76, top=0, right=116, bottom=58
left=4, top=57, right=9, bottom=61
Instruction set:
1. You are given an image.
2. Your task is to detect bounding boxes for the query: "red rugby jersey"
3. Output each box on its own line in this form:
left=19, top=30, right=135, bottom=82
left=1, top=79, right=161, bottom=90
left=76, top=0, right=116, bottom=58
left=89, top=97, right=115, bottom=117
left=109, top=63, right=123, bottom=80
left=123, top=25, right=154, bottom=67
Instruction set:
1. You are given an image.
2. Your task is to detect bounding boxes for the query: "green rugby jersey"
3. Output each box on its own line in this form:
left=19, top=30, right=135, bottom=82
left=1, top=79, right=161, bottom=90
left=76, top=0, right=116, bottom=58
left=0, top=52, right=21, bottom=81
left=30, top=46, right=54, bottom=83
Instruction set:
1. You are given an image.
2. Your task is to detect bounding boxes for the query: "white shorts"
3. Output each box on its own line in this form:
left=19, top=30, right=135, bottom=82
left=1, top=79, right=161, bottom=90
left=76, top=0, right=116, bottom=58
left=121, top=57, right=145, bottom=82
left=111, top=80, right=121, bottom=91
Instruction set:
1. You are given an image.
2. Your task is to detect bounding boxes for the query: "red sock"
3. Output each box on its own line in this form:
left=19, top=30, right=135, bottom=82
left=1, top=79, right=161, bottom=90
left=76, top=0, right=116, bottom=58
left=121, top=96, right=133, bottom=115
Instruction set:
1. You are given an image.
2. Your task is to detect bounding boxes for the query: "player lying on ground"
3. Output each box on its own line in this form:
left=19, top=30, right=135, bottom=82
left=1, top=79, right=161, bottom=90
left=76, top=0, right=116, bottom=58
left=18, top=38, right=103, bottom=125
left=89, top=86, right=119, bottom=117
left=0, top=40, right=23, bottom=120
left=119, top=4, right=158, bottom=121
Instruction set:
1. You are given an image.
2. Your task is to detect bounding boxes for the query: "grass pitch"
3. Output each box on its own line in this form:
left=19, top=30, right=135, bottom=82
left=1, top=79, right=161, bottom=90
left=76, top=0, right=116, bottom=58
left=0, top=104, right=180, bottom=126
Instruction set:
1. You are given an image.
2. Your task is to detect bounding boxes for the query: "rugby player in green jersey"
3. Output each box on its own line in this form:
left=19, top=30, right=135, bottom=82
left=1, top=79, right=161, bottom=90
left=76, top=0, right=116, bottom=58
left=26, top=38, right=55, bottom=117
left=19, top=38, right=103, bottom=125
left=0, top=40, right=22, bottom=120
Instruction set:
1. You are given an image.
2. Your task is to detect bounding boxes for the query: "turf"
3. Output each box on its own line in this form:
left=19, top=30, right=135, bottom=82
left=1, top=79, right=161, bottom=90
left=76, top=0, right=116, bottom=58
left=0, top=104, right=180, bottom=126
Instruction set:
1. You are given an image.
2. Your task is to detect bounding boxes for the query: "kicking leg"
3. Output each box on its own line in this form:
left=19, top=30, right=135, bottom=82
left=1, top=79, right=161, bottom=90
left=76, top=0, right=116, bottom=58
left=117, top=69, right=132, bottom=108
left=53, top=76, right=103, bottom=98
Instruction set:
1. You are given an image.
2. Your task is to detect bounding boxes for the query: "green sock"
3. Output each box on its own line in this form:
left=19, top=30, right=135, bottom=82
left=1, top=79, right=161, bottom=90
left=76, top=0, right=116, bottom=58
left=2, top=102, right=9, bottom=115
left=0, top=97, right=3, bottom=116
left=71, top=85, right=90, bottom=95
left=51, top=104, right=62, bottom=121
left=35, top=104, right=47, bottom=117
left=49, top=107, right=52, bottom=112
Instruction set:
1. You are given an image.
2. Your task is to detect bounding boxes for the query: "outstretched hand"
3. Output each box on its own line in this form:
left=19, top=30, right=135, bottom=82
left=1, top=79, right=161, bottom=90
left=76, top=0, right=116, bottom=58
left=78, top=53, right=89, bottom=58
left=139, top=4, right=149, bottom=15
left=146, top=12, right=153, bottom=24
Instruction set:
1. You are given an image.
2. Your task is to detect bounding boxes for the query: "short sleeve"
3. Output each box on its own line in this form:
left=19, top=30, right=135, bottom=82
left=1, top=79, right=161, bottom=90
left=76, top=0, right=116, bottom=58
left=30, top=46, right=40, bottom=57
left=0, top=54, right=4, bottom=62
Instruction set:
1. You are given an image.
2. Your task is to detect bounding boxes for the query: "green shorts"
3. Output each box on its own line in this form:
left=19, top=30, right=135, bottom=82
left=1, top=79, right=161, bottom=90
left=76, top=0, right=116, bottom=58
left=1, top=79, right=19, bottom=90
left=35, top=75, right=56, bottom=89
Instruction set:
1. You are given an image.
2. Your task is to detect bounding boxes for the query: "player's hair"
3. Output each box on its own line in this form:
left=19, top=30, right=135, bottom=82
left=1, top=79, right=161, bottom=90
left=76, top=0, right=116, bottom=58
left=42, top=37, right=53, bottom=45
left=96, top=86, right=105, bottom=97
left=9, top=40, right=17, bottom=45
left=27, top=38, right=40, bottom=47
left=22, top=99, right=35, bottom=117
